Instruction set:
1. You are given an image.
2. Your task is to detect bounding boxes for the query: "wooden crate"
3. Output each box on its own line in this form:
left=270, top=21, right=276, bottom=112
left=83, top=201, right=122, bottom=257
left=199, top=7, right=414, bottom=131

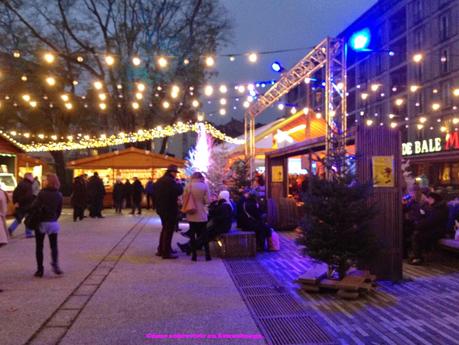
left=218, top=231, right=256, bottom=258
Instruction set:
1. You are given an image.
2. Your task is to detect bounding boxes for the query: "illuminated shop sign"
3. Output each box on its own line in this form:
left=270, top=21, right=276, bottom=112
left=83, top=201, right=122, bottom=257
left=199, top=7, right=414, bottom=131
left=402, top=132, right=459, bottom=156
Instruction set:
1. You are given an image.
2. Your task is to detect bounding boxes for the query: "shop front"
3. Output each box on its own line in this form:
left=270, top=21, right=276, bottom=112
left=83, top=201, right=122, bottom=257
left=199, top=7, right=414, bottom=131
left=403, top=131, right=459, bottom=198
left=67, top=147, right=185, bottom=206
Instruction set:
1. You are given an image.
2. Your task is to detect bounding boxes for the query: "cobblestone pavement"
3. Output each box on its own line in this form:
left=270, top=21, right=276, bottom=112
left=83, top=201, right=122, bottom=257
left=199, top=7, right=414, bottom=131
left=256, top=231, right=459, bottom=345
left=0, top=211, right=264, bottom=345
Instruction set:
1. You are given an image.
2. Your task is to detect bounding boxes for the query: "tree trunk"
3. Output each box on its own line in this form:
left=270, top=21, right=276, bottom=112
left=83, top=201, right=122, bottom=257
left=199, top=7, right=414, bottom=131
left=50, top=151, right=71, bottom=196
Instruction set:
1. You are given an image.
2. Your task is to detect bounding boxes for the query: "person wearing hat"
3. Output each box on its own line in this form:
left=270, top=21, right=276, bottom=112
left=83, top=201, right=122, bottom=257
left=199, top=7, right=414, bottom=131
left=153, top=164, right=183, bottom=259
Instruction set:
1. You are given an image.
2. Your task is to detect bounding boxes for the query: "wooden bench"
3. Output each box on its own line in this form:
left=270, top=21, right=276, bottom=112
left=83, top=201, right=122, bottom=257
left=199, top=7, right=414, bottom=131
left=217, top=226, right=256, bottom=258
left=438, top=238, right=459, bottom=254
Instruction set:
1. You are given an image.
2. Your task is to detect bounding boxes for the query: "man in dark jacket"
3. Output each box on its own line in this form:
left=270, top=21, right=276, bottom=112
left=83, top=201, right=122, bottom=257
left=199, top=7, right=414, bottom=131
left=131, top=177, right=144, bottom=215
left=71, top=175, right=87, bottom=221
left=410, top=192, right=448, bottom=265
left=123, top=179, right=132, bottom=209
left=153, top=165, right=183, bottom=259
left=145, top=178, right=154, bottom=209
left=113, top=178, right=124, bottom=214
left=8, top=173, right=35, bottom=237
left=87, top=172, right=106, bottom=218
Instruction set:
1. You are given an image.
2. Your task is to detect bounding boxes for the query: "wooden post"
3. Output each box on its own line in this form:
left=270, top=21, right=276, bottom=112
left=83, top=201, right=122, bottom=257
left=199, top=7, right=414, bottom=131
left=356, top=125, right=403, bottom=281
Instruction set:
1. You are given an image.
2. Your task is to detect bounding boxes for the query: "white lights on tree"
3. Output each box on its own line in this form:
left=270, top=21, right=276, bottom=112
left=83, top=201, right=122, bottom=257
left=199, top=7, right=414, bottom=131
left=205, top=56, right=215, bottom=67
left=132, top=56, right=141, bottom=66
left=157, top=56, right=168, bottom=68
left=204, top=85, right=214, bottom=96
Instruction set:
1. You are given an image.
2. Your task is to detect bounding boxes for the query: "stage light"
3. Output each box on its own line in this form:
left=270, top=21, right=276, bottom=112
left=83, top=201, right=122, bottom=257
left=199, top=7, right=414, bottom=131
left=271, top=61, right=284, bottom=73
left=349, top=28, right=371, bottom=51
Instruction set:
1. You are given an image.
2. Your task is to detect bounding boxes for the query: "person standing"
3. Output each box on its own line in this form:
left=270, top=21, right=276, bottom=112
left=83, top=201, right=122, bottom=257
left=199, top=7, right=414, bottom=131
left=8, top=173, right=35, bottom=238
left=87, top=172, right=105, bottom=218
left=32, top=176, right=41, bottom=197
left=131, top=177, right=144, bottom=215
left=153, top=165, right=183, bottom=259
left=145, top=178, right=154, bottom=209
left=31, top=174, right=63, bottom=277
left=0, top=183, right=8, bottom=292
left=123, top=179, right=132, bottom=209
left=71, top=175, right=87, bottom=221
left=182, top=172, right=210, bottom=261
left=113, top=178, right=124, bottom=214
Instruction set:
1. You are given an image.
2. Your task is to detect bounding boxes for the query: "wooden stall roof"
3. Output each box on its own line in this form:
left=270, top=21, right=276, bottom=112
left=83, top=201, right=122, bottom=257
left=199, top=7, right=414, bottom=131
left=18, top=154, right=48, bottom=167
left=67, top=147, right=185, bottom=169
left=0, top=135, right=24, bottom=154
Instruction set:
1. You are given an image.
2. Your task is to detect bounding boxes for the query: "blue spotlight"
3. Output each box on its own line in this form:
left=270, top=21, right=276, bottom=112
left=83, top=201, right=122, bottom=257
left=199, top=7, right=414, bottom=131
left=349, top=28, right=371, bottom=51
left=271, top=61, right=284, bottom=72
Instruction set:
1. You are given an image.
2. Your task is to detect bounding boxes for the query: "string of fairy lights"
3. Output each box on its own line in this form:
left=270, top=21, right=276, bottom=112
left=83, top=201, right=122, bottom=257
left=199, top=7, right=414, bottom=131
left=1, top=121, right=245, bottom=152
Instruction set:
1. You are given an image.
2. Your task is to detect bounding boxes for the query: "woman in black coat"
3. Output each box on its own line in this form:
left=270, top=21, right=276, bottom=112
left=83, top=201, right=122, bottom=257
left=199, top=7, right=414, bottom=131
left=71, top=175, right=87, bottom=221
left=123, top=179, right=132, bottom=209
left=131, top=177, right=144, bottom=215
left=113, top=178, right=124, bottom=214
left=240, top=192, right=271, bottom=251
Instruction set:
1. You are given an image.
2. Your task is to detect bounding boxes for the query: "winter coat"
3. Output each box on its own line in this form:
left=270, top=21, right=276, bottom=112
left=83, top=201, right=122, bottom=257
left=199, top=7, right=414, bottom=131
left=12, top=179, right=34, bottom=210
left=0, top=189, right=8, bottom=245
left=416, top=201, right=449, bottom=240
left=71, top=176, right=87, bottom=208
left=113, top=182, right=124, bottom=203
left=208, top=199, right=233, bottom=234
left=239, top=197, right=262, bottom=231
left=32, top=187, right=63, bottom=222
left=123, top=181, right=132, bottom=199
left=132, top=180, right=144, bottom=203
left=87, top=175, right=105, bottom=201
left=184, top=180, right=210, bottom=223
left=153, top=172, right=183, bottom=215
left=145, top=181, right=154, bottom=195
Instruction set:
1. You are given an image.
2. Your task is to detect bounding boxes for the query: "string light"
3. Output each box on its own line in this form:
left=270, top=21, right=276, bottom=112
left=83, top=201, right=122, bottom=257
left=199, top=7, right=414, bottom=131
left=395, top=98, right=404, bottom=106
left=162, top=100, right=170, bottom=109
left=105, top=55, right=115, bottom=66
left=137, top=83, right=146, bottom=92
left=13, top=51, right=20, bottom=58
left=219, top=108, right=226, bottom=116
left=98, top=93, right=107, bottom=101
left=76, top=56, right=84, bottom=63
left=370, top=84, right=380, bottom=92
left=220, top=98, right=227, bottom=106
left=99, top=103, right=107, bottom=110
left=410, top=85, right=419, bottom=93
left=205, top=56, right=215, bottom=67
left=132, top=102, right=140, bottom=110
left=361, top=93, right=369, bottom=100
left=132, top=56, right=141, bottom=66
left=183, top=58, right=190, bottom=65
left=243, top=101, right=250, bottom=108
left=22, top=94, right=31, bottom=102
left=94, top=81, right=103, bottom=90
left=21, top=75, right=27, bottom=82
left=135, top=92, right=143, bottom=100
left=0, top=122, right=244, bottom=152
left=204, top=85, right=214, bottom=97
left=64, top=102, right=73, bottom=110
left=453, top=88, right=459, bottom=97
left=432, top=103, right=441, bottom=111
left=248, top=52, right=258, bottom=63
left=61, top=94, right=70, bottom=102
left=277, top=104, right=285, bottom=110
left=157, top=56, right=168, bottom=68
left=315, top=112, right=322, bottom=119
left=412, top=53, right=423, bottom=63
left=219, top=85, right=228, bottom=94
left=192, top=100, right=199, bottom=108
left=29, top=101, right=37, bottom=108
left=43, top=52, right=55, bottom=64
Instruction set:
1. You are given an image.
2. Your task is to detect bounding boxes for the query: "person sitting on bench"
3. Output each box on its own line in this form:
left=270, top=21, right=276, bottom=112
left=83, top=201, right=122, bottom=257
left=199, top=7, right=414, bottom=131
left=177, top=191, right=233, bottom=254
left=410, top=192, right=448, bottom=265
left=238, top=191, right=271, bottom=251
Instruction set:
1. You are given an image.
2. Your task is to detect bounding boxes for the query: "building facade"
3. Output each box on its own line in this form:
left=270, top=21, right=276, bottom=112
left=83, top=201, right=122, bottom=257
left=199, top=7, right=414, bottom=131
left=286, top=0, right=459, bottom=193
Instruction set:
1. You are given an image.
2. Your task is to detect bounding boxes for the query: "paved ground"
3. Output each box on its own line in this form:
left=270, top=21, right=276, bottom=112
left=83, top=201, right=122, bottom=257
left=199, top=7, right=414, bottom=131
left=257, top=232, right=459, bottom=345
left=0, top=210, right=264, bottom=345
left=2, top=211, right=459, bottom=345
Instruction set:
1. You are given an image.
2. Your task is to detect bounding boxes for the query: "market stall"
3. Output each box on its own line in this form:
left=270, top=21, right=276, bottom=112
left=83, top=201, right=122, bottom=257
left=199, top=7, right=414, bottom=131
left=67, top=147, right=185, bottom=206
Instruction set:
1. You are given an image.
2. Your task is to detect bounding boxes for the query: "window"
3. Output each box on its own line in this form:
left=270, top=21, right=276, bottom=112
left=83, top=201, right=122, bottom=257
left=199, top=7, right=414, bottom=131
left=441, top=80, right=452, bottom=107
left=412, top=0, right=423, bottom=23
left=440, top=48, right=449, bottom=74
left=439, top=13, right=450, bottom=41
left=389, top=8, right=406, bottom=40
left=413, top=28, right=423, bottom=50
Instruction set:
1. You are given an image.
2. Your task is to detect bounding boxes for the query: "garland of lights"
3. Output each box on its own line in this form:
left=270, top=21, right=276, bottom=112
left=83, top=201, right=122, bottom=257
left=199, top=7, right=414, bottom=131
left=0, top=122, right=244, bottom=152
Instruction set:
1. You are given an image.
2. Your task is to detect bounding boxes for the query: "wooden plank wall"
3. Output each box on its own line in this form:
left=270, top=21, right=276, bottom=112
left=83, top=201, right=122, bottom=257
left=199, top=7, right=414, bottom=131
left=356, top=125, right=403, bottom=281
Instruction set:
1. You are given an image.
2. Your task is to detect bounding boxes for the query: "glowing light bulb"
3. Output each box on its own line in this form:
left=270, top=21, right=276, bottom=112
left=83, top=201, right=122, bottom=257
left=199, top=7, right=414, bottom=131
left=29, top=101, right=37, bottom=108
left=361, top=93, right=369, bottom=100
left=417, top=124, right=424, bottom=130
left=64, top=102, right=73, bottom=110
left=412, top=53, right=423, bottom=63
left=370, top=84, right=380, bottom=92
left=229, top=56, right=235, bottom=62
left=21, top=75, right=27, bottom=82
left=135, top=92, right=143, bottom=100
left=205, top=56, right=215, bottom=67
left=132, top=102, right=140, bottom=110
left=22, top=94, right=31, bottom=102
left=432, top=103, right=441, bottom=111
left=43, top=52, right=55, bottom=64
left=237, top=85, right=246, bottom=93
left=395, top=98, right=404, bottom=106
left=137, top=83, right=145, bottom=92
left=77, top=56, right=84, bottom=62
left=440, top=126, right=447, bottom=132
left=162, top=100, right=170, bottom=109
left=219, top=85, right=228, bottom=94
left=453, top=88, right=459, bottom=97
left=290, top=107, right=297, bottom=114
left=99, top=103, right=107, bottom=110
left=98, top=93, right=107, bottom=101
left=60, top=94, right=69, bottom=102
left=94, top=81, right=103, bottom=90
left=132, top=56, right=141, bottom=66
left=410, top=85, right=419, bottom=93
left=157, top=56, right=168, bottom=68
left=248, top=52, right=258, bottom=63
left=419, top=117, right=427, bottom=124
left=219, top=108, right=226, bottom=116
left=117, top=84, right=123, bottom=90
left=72, top=80, right=78, bottom=86
left=366, top=119, right=374, bottom=126
left=390, top=122, right=398, bottom=128
left=183, top=58, right=190, bottom=65
left=220, top=98, right=227, bottom=106
left=304, top=77, right=311, bottom=84
left=303, top=107, right=309, bottom=114
left=204, top=85, right=214, bottom=97
left=277, top=104, right=285, bottom=110
left=13, top=51, right=20, bottom=58
left=105, top=55, right=115, bottom=66
left=243, top=101, right=250, bottom=108
left=192, top=99, right=199, bottom=108
left=316, top=112, right=322, bottom=119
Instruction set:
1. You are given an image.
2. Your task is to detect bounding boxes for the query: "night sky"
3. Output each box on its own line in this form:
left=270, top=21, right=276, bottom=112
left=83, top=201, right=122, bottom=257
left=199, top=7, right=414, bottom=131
left=206, top=0, right=377, bottom=125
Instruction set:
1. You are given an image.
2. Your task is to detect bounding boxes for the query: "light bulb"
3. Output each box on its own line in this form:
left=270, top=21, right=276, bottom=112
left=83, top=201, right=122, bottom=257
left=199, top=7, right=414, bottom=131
left=157, top=56, right=168, bottom=68
left=43, top=52, right=55, bottom=64
left=248, top=52, right=258, bottom=63
left=137, top=83, right=145, bottom=92
left=205, top=56, right=215, bottom=67
left=192, top=100, right=199, bottom=108
left=132, top=56, right=141, bottom=66
left=94, top=81, right=103, bottom=90
left=204, top=85, right=213, bottom=97
left=105, top=55, right=115, bottom=66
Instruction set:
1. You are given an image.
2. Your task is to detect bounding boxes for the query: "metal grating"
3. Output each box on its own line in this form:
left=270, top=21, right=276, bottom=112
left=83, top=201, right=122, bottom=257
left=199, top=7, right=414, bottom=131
left=225, top=259, right=335, bottom=345
left=259, top=315, right=334, bottom=345
left=242, top=286, right=287, bottom=296
left=245, top=294, right=305, bottom=317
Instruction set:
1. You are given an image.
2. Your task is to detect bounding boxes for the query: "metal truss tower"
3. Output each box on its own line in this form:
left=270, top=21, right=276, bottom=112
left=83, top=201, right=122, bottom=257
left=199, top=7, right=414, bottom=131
left=244, top=37, right=347, bottom=179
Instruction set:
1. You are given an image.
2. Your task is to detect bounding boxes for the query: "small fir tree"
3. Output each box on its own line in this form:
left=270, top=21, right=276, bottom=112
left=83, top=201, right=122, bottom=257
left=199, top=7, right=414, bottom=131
left=297, top=135, right=377, bottom=279
left=206, top=144, right=231, bottom=196
left=229, top=158, right=251, bottom=194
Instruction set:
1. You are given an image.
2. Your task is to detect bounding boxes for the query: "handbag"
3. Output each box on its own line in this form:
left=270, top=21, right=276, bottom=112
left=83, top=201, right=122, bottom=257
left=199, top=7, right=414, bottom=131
left=181, top=189, right=197, bottom=215
left=24, top=205, right=44, bottom=231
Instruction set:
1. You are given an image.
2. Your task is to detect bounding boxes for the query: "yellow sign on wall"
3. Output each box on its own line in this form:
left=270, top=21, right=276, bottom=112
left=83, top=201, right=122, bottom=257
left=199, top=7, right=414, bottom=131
left=271, top=165, right=283, bottom=183
left=372, top=156, right=394, bottom=187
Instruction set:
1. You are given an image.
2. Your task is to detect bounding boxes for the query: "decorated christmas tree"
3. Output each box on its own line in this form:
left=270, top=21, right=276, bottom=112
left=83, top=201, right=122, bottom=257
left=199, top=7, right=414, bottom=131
left=206, top=143, right=231, bottom=196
